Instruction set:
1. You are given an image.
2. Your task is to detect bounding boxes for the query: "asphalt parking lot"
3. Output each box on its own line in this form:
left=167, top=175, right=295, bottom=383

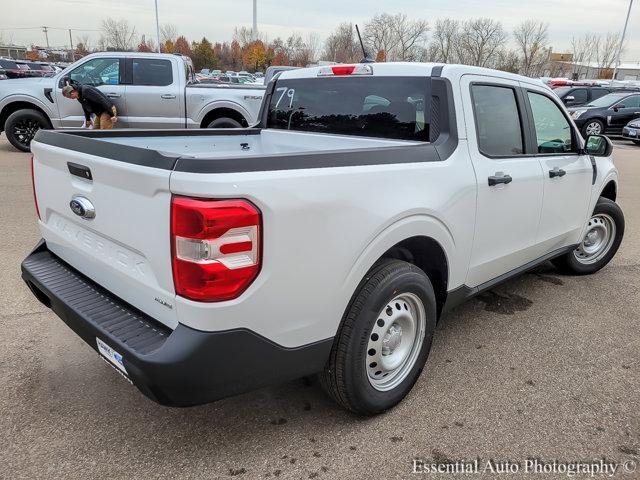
left=1, top=133, right=638, bottom=479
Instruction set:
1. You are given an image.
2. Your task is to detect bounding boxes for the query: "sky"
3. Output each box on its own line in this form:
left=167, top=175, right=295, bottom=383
left=1, top=0, right=639, bottom=59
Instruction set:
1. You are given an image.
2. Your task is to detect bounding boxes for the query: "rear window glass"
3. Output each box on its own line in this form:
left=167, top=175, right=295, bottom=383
left=267, top=77, right=429, bottom=141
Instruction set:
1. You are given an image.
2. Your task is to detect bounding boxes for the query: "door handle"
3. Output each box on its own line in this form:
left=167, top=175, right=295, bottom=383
left=106, top=93, right=120, bottom=98
left=161, top=94, right=176, bottom=99
left=488, top=172, right=512, bottom=186
left=549, top=167, right=567, bottom=178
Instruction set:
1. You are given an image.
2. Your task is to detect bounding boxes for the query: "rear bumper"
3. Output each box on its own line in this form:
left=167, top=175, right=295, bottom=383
left=622, top=127, right=639, bottom=140
left=21, top=240, right=333, bottom=407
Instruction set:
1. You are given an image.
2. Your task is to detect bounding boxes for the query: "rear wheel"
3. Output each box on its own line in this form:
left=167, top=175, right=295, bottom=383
left=552, top=197, right=624, bottom=275
left=5, top=109, right=50, bottom=152
left=633, top=140, right=640, bottom=146
left=581, top=119, right=604, bottom=138
left=320, top=260, right=436, bottom=415
left=206, top=117, right=242, bottom=128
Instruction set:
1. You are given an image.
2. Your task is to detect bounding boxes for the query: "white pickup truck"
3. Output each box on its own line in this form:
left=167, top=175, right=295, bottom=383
left=22, top=63, right=624, bottom=415
left=0, top=52, right=265, bottom=151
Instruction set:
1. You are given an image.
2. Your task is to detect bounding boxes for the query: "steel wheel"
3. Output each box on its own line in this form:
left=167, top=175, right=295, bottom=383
left=585, top=121, right=603, bottom=135
left=12, top=118, right=42, bottom=148
left=574, top=214, right=616, bottom=265
left=366, top=292, right=426, bottom=392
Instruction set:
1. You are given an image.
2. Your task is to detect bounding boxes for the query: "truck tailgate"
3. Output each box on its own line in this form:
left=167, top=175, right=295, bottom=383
left=30, top=139, right=178, bottom=329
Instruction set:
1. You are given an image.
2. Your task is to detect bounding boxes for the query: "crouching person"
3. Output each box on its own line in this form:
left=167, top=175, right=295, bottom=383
left=62, top=84, right=118, bottom=129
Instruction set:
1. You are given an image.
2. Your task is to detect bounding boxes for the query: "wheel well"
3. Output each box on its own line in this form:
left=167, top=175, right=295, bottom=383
left=381, top=236, right=448, bottom=317
left=0, top=101, right=52, bottom=132
left=601, top=180, right=616, bottom=201
left=200, top=108, right=247, bottom=128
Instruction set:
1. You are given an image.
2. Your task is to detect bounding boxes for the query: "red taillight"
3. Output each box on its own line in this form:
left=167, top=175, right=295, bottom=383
left=332, top=65, right=356, bottom=76
left=31, top=155, right=41, bottom=220
left=170, top=196, right=261, bottom=302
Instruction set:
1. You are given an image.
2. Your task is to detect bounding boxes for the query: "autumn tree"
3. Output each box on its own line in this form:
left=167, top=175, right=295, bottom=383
left=191, top=37, right=219, bottom=71
left=137, top=35, right=154, bottom=52
left=242, top=40, right=267, bottom=71
left=26, top=49, right=41, bottom=61
left=174, top=36, right=192, bottom=57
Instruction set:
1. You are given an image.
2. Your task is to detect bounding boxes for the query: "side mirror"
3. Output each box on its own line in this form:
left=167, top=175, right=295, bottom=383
left=585, top=135, right=613, bottom=157
left=58, top=76, right=71, bottom=88
left=613, top=105, right=624, bottom=111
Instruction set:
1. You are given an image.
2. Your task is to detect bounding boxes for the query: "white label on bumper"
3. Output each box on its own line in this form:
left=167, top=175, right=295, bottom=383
left=96, top=338, right=128, bottom=375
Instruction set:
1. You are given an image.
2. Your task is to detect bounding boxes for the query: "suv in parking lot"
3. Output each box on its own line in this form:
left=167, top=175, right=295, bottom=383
left=569, top=92, right=640, bottom=137
left=554, top=85, right=639, bottom=108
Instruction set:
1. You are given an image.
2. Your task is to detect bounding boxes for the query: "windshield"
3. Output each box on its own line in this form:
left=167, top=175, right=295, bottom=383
left=0, top=59, right=19, bottom=69
left=267, top=76, right=429, bottom=141
left=553, top=87, right=572, bottom=97
left=585, top=93, right=627, bottom=108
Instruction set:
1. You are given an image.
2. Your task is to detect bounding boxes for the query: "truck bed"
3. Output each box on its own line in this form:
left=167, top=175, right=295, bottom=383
left=36, top=128, right=421, bottom=160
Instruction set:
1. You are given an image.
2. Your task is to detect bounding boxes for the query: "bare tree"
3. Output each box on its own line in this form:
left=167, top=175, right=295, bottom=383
left=100, top=18, right=136, bottom=51
left=428, top=18, right=460, bottom=63
left=456, top=18, right=508, bottom=67
left=160, top=24, right=177, bottom=44
left=363, top=13, right=428, bottom=61
left=390, top=13, right=429, bottom=61
left=323, top=23, right=360, bottom=63
left=570, top=33, right=597, bottom=79
left=513, top=20, right=549, bottom=76
left=305, top=32, right=321, bottom=63
left=75, top=34, right=92, bottom=52
left=363, top=13, right=399, bottom=61
left=595, top=31, right=623, bottom=76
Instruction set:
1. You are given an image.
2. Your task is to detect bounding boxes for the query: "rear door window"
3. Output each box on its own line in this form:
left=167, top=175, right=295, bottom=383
left=132, top=58, right=173, bottom=86
left=267, top=77, right=428, bottom=141
left=471, top=84, right=524, bottom=157
left=591, top=88, right=610, bottom=100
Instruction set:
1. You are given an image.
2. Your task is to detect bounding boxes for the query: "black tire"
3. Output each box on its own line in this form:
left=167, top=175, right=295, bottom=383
left=320, top=259, right=437, bottom=415
left=633, top=140, right=640, bottom=146
left=5, top=109, right=50, bottom=152
left=581, top=119, right=604, bottom=138
left=552, top=197, right=624, bottom=275
left=206, top=117, right=243, bottom=128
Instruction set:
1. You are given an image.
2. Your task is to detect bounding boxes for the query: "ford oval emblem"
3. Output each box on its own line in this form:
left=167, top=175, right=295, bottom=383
left=69, top=195, right=95, bottom=219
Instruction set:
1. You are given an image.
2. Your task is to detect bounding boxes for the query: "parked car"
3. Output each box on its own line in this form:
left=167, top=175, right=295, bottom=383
left=554, top=85, right=640, bottom=107
left=0, top=52, right=266, bottom=151
left=0, top=59, right=40, bottom=79
left=569, top=92, right=640, bottom=137
left=22, top=62, right=623, bottom=414
left=622, top=118, right=640, bottom=145
left=15, top=61, right=54, bottom=77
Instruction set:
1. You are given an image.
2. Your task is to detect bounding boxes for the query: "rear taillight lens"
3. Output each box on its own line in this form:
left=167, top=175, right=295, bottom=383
left=171, top=196, right=261, bottom=302
left=31, top=154, right=40, bottom=220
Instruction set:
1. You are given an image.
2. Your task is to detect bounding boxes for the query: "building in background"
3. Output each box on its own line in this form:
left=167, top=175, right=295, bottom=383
left=0, top=45, right=27, bottom=60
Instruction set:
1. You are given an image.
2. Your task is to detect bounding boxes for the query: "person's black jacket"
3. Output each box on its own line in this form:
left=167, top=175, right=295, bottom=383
left=78, top=85, right=115, bottom=121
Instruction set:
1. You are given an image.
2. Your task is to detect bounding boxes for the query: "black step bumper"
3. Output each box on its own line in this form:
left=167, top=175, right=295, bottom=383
left=21, top=241, right=333, bottom=407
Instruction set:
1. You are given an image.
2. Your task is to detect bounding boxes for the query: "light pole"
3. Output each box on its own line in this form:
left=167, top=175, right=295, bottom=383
left=613, top=0, right=634, bottom=80
left=154, top=0, right=161, bottom=52
left=252, top=0, right=257, bottom=36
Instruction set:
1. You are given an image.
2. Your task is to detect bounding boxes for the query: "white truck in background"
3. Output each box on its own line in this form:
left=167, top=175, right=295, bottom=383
left=22, top=62, right=623, bottom=415
left=0, top=52, right=265, bottom=151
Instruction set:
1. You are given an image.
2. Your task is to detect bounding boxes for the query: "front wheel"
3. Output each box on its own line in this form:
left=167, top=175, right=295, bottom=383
left=581, top=119, right=604, bottom=138
left=320, top=260, right=436, bottom=415
left=552, top=197, right=624, bottom=275
left=5, top=109, right=50, bottom=152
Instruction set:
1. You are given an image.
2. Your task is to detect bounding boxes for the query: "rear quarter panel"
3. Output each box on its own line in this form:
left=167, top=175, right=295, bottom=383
left=169, top=144, right=476, bottom=348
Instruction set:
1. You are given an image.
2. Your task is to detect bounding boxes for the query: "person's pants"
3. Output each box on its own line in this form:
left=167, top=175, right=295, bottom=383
left=93, top=112, right=114, bottom=130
